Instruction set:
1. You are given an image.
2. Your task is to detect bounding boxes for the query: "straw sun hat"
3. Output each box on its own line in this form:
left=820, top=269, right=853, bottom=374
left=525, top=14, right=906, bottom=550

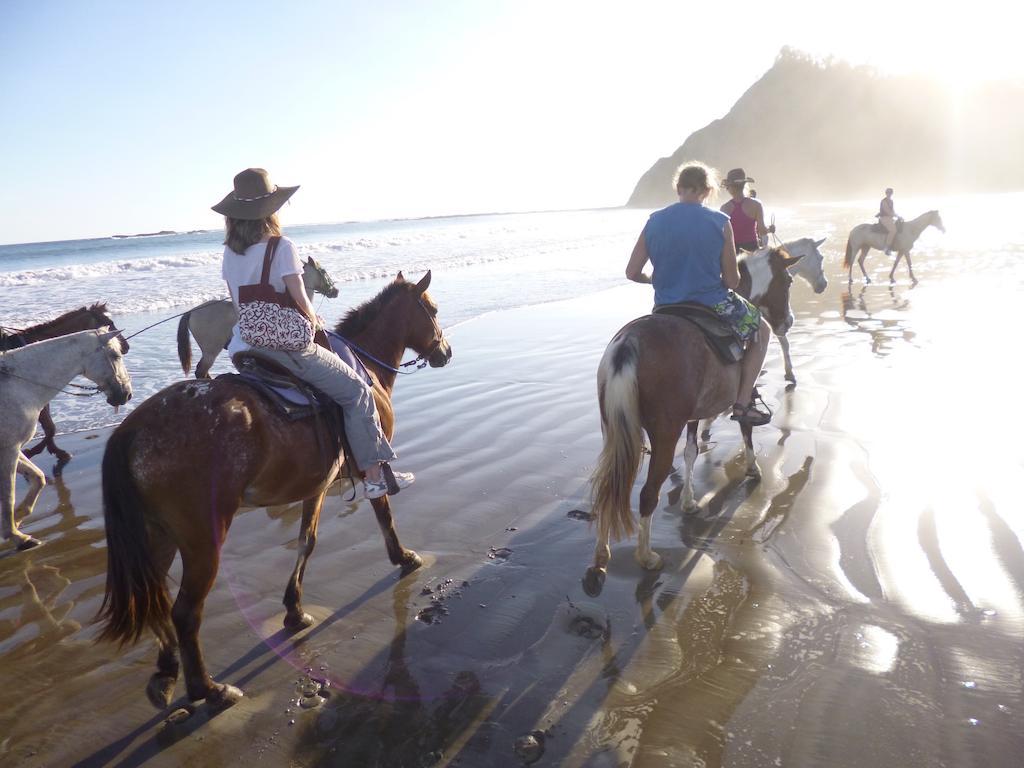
left=724, top=168, right=755, bottom=186
left=211, top=168, right=299, bottom=220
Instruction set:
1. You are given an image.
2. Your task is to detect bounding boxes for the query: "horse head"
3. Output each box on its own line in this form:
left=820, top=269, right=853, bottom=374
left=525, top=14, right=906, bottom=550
left=785, top=237, right=828, bottom=294
left=83, top=328, right=133, bottom=406
left=303, top=257, right=339, bottom=299
left=760, top=248, right=804, bottom=335
left=85, top=302, right=130, bottom=353
left=928, top=210, right=946, bottom=234
left=394, top=271, right=452, bottom=368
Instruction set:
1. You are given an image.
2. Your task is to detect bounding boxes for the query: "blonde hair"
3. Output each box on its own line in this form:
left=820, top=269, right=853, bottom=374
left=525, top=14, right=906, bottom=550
left=673, top=162, right=719, bottom=203
left=224, top=213, right=282, bottom=255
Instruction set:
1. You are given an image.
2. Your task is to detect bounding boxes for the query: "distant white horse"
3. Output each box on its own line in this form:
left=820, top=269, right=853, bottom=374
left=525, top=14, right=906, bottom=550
left=1, top=329, right=132, bottom=550
left=176, top=257, right=339, bottom=378
left=844, top=210, right=945, bottom=284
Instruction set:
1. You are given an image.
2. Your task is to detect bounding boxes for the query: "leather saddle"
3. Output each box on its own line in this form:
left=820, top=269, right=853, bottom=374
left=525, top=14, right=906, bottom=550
left=871, top=217, right=904, bottom=234
left=653, top=302, right=745, bottom=364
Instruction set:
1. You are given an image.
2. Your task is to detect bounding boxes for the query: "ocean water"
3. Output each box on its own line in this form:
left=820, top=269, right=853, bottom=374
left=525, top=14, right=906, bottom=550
left=0, top=193, right=1014, bottom=436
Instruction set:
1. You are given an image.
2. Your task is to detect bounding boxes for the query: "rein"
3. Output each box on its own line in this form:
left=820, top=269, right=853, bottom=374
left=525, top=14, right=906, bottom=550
left=123, top=299, right=226, bottom=341
left=0, top=364, right=103, bottom=397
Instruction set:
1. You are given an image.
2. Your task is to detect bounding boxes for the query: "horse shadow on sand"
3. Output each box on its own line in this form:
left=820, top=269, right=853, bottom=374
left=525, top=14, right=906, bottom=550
left=71, top=434, right=816, bottom=768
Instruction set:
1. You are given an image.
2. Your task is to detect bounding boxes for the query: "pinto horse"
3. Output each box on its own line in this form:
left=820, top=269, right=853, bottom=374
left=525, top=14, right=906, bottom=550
left=98, top=272, right=451, bottom=711
left=584, top=248, right=801, bottom=597
left=1, top=304, right=128, bottom=465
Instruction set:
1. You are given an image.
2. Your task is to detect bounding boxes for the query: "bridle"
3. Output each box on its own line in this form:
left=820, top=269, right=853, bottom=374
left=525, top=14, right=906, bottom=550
left=337, top=299, right=447, bottom=376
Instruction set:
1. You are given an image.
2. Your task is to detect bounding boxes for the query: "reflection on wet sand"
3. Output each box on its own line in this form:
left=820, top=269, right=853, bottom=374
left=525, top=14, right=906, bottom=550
left=839, top=285, right=916, bottom=357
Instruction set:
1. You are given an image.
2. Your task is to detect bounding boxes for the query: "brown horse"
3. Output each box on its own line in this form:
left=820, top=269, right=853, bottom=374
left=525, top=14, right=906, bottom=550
left=584, top=248, right=801, bottom=597
left=98, top=272, right=451, bottom=710
left=1, top=304, right=129, bottom=465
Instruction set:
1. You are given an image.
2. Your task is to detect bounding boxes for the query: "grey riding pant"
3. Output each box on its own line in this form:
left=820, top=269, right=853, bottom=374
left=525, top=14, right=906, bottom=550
left=245, top=343, right=397, bottom=470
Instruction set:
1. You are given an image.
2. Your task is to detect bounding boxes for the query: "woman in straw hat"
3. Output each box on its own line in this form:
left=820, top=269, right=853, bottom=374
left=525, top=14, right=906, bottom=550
left=213, top=168, right=413, bottom=499
left=720, top=168, right=774, bottom=253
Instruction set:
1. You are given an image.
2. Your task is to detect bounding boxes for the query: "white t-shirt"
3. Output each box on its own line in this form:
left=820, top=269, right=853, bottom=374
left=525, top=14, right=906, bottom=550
left=222, top=236, right=303, bottom=304
left=222, top=236, right=304, bottom=356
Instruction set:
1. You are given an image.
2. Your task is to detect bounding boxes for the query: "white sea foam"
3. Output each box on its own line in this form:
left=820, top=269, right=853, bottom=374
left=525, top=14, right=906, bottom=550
left=0, top=251, right=223, bottom=286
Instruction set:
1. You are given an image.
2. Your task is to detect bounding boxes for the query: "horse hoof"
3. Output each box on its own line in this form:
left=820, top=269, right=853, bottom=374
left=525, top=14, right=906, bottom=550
left=206, top=683, right=243, bottom=709
left=636, top=551, right=663, bottom=571
left=582, top=567, right=606, bottom=598
left=683, top=497, right=698, bottom=512
left=398, top=551, right=423, bottom=575
left=147, top=673, right=178, bottom=709
left=864, top=278, right=872, bottom=285
left=16, top=537, right=42, bottom=552
left=784, top=372, right=796, bottom=384
left=55, top=451, right=72, bottom=464
left=284, top=611, right=315, bottom=631
left=163, top=705, right=195, bottom=726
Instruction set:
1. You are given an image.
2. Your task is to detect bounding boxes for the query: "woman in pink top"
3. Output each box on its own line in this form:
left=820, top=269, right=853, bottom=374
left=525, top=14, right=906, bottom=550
left=720, top=168, right=774, bottom=252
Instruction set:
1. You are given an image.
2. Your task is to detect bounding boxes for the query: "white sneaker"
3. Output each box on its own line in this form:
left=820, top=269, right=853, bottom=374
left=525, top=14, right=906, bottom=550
left=363, top=469, right=415, bottom=500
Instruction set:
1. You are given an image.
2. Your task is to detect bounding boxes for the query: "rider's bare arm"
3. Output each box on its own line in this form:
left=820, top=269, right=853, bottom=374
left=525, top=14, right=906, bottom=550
left=625, top=230, right=652, bottom=284
left=284, top=274, right=321, bottom=327
left=720, top=224, right=740, bottom=289
left=751, top=199, right=773, bottom=244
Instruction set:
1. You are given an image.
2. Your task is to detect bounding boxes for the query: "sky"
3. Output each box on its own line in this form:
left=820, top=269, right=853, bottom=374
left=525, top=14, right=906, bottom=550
left=0, top=0, right=1019, bottom=244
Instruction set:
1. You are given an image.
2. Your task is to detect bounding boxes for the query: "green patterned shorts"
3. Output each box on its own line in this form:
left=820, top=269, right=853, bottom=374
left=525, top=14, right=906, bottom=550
left=712, top=292, right=761, bottom=343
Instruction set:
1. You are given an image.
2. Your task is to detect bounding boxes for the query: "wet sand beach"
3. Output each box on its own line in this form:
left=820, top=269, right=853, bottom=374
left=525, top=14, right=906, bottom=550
left=2, top=240, right=1023, bottom=767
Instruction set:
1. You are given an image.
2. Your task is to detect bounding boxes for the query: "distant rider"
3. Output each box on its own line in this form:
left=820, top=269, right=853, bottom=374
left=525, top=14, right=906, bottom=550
left=877, top=187, right=898, bottom=255
left=720, top=168, right=774, bottom=253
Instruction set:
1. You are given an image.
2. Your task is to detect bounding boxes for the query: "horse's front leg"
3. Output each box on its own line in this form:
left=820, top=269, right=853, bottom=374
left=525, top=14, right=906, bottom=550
left=370, top=494, right=421, bottom=574
left=776, top=332, right=795, bottom=384
left=904, top=252, right=918, bottom=284
left=15, top=453, right=46, bottom=517
left=24, top=406, right=72, bottom=464
left=283, top=491, right=327, bottom=630
left=888, top=251, right=905, bottom=282
left=681, top=422, right=700, bottom=511
left=1, top=449, right=41, bottom=550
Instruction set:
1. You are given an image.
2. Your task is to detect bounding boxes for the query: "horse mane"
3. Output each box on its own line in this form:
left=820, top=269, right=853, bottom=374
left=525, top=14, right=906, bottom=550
left=334, top=279, right=414, bottom=337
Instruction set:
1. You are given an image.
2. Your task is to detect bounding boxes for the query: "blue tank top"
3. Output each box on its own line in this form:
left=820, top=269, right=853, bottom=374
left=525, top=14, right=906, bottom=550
left=644, top=202, right=730, bottom=307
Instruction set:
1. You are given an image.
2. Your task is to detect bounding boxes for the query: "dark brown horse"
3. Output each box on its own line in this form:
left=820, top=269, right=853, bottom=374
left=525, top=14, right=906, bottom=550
left=1, top=304, right=129, bottom=465
left=584, top=248, right=801, bottom=597
left=98, top=272, right=451, bottom=711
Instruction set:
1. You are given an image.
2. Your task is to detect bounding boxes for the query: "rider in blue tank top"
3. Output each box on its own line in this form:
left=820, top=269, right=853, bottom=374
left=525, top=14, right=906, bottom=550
left=645, top=202, right=731, bottom=307
left=624, top=162, right=772, bottom=427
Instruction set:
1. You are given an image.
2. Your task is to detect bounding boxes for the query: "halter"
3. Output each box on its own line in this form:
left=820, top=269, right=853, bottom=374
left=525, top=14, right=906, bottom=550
left=336, top=299, right=446, bottom=376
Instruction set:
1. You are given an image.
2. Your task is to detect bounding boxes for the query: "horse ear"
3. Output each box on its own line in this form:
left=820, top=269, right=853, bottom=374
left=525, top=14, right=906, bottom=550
left=415, top=270, right=432, bottom=294
left=396, top=271, right=405, bottom=283
left=782, top=253, right=805, bottom=267
left=99, top=329, right=120, bottom=344
left=814, top=237, right=826, bottom=248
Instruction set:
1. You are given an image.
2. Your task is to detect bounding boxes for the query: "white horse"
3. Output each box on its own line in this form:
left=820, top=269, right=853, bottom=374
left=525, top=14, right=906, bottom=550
left=176, top=257, right=339, bottom=378
left=1, top=329, right=132, bottom=550
left=844, top=210, right=945, bottom=284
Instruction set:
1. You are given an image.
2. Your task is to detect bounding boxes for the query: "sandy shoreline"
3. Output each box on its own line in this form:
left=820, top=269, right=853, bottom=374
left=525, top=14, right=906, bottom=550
left=2, top=259, right=1023, bottom=767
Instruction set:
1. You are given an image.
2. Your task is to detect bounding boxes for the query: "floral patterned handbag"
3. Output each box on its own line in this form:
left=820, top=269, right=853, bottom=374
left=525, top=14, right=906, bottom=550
left=237, top=236, right=314, bottom=351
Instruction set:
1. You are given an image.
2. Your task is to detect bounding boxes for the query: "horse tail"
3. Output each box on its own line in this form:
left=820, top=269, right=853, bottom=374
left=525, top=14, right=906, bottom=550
left=176, top=311, right=192, bottom=376
left=843, top=232, right=855, bottom=269
left=590, top=334, right=643, bottom=542
left=97, top=427, right=173, bottom=647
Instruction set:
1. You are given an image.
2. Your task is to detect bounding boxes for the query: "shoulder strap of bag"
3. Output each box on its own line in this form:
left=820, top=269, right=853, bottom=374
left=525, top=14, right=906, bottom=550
left=260, top=236, right=282, bottom=286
